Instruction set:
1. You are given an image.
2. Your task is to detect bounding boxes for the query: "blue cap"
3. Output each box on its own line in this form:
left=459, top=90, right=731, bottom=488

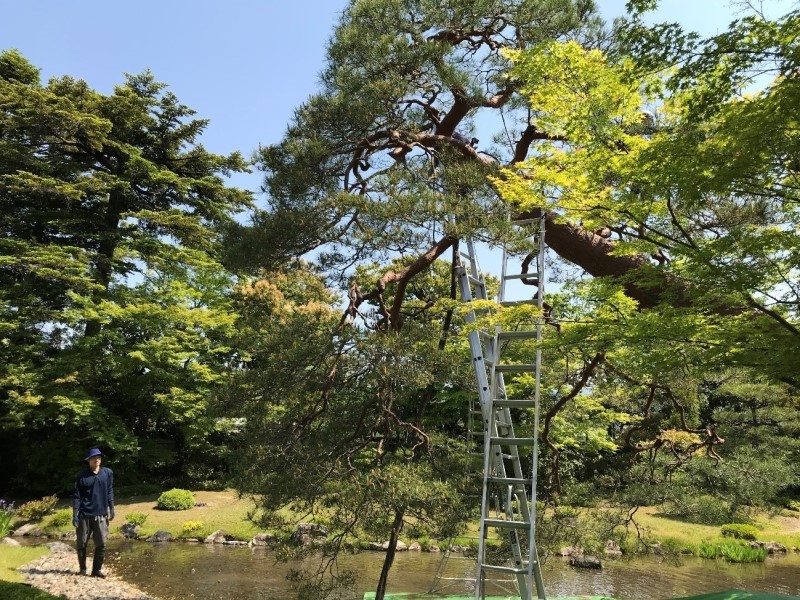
left=84, top=447, right=103, bottom=461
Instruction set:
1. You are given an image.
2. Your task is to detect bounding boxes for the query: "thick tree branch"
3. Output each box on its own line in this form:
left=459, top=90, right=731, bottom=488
left=341, top=234, right=458, bottom=331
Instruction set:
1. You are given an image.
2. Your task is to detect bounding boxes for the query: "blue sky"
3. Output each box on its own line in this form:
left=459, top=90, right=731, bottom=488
left=1, top=0, right=793, bottom=196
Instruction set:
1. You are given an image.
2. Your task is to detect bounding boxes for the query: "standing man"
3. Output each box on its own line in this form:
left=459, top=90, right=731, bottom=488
left=72, top=447, right=115, bottom=577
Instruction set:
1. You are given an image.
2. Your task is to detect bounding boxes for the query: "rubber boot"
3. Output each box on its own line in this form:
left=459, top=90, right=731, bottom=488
left=91, top=546, right=106, bottom=578
left=77, top=548, right=87, bottom=575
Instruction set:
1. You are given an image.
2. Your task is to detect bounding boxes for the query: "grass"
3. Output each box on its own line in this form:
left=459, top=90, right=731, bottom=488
left=39, top=490, right=263, bottom=541
left=604, top=506, right=800, bottom=560
left=629, top=507, right=800, bottom=550
left=697, top=540, right=768, bottom=563
left=16, top=491, right=800, bottom=561
left=0, top=545, right=49, bottom=583
left=0, top=581, right=66, bottom=600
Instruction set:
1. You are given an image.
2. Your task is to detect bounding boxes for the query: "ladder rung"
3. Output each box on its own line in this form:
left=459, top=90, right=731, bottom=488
left=489, top=436, right=536, bottom=446
left=511, top=218, right=539, bottom=226
left=497, top=330, right=538, bottom=340
left=483, top=518, right=530, bottom=529
left=468, top=275, right=483, bottom=286
left=503, top=272, right=539, bottom=280
left=481, top=564, right=530, bottom=575
left=499, top=299, right=538, bottom=307
left=487, top=476, right=532, bottom=486
left=494, top=399, right=536, bottom=408
left=494, top=364, right=536, bottom=373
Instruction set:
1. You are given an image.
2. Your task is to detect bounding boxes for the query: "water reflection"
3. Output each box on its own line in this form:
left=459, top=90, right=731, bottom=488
left=107, top=540, right=800, bottom=600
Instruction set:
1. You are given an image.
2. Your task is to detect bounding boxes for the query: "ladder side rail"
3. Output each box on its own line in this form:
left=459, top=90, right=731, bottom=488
left=528, top=213, right=547, bottom=600
left=499, top=240, right=510, bottom=303
left=454, top=242, right=497, bottom=600
left=488, top=346, right=531, bottom=600
left=474, top=394, right=496, bottom=600
left=497, top=401, right=534, bottom=599
left=465, top=239, right=488, bottom=301
left=475, top=332, right=504, bottom=600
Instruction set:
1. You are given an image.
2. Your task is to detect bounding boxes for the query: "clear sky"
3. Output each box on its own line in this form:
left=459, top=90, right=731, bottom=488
left=0, top=0, right=793, bottom=195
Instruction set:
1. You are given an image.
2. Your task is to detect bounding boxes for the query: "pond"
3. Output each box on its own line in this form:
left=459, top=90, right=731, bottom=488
left=103, top=540, right=800, bottom=600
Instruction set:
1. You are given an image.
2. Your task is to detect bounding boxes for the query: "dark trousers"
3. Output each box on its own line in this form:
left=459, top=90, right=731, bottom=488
left=76, top=515, right=109, bottom=549
left=76, top=516, right=108, bottom=575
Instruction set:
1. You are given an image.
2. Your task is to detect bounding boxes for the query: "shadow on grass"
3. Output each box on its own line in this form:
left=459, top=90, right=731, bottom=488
left=0, top=580, right=67, bottom=600
left=649, top=511, right=731, bottom=526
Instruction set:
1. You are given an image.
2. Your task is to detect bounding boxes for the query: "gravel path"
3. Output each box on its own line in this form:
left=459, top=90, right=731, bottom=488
left=19, top=541, right=158, bottom=600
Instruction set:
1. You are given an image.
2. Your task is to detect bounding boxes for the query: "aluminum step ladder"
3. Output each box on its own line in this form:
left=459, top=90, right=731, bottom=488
left=455, top=215, right=547, bottom=600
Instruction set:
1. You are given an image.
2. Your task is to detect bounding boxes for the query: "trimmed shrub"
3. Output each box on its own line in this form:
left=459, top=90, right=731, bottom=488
left=16, top=495, right=58, bottom=521
left=124, top=512, right=148, bottom=526
left=155, top=488, right=195, bottom=511
left=720, top=523, right=759, bottom=541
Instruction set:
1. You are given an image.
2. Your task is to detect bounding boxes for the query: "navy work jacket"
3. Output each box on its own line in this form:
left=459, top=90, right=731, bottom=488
left=72, top=466, right=114, bottom=517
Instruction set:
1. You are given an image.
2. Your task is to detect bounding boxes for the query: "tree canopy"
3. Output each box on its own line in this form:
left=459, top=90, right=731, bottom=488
left=237, top=0, right=800, bottom=544
left=1, top=1, right=800, bottom=598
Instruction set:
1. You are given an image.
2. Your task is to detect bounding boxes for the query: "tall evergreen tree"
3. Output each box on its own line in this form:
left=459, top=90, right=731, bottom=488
left=231, top=2, right=603, bottom=598
left=0, top=50, right=252, bottom=491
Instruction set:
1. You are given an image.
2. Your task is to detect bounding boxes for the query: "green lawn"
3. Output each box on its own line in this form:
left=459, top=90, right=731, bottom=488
left=0, top=545, right=65, bottom=599
left=633, top=507, right=800, bottom=552
left=19, top=490, right=800, bottom=555
left=0, top=545, right=49, bottom=583
left=38, top=489, right=263, bottom=541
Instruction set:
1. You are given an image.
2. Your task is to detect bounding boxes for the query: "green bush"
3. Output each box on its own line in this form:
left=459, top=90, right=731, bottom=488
left=561, top=481, right=600, bottom=508
left=721, top=523, right=759, bottom=541
left=155, top=489, right=195, bottom=511
left=783, top=499, right=800, bottom=512
left=404, top=522, right=432, bottom=539
left=16, top=495, right=58, bottom=521
left=123, top=512, right=148, bottom=526
left=46, top=509, right=72, bottom=529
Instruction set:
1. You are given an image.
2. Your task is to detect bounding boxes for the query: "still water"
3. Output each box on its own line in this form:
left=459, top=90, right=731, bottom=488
left=106, top=540, right=800, bottom=600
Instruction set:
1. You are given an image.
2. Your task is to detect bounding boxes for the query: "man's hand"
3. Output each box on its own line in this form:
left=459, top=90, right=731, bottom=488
left=108, top=508, right=115, bottom=521
left=72, top=514, right=79, bottom=528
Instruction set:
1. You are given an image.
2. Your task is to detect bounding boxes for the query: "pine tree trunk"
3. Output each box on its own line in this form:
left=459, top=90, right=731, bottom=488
left=374, top=508, right=405, bottom=600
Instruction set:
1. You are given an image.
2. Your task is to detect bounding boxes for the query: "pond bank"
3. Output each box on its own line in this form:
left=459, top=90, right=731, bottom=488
left=19, top=541, right=158, bottom=600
